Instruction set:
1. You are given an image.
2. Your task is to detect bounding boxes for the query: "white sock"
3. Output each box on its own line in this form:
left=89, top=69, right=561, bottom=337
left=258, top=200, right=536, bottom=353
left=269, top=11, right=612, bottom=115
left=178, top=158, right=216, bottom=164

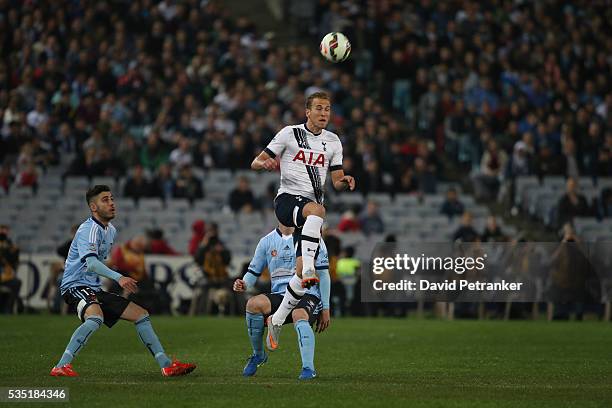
left=272, top=275, right=306, bottom=326
left=301, top=215, right=324, bottom=272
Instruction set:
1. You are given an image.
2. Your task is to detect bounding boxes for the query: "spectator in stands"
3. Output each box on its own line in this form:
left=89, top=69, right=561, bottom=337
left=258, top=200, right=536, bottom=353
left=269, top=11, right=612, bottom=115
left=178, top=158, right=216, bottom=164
left=109, top=235, right=149, bottom=284
left=99, top=147, right=125, bottom=178
left=16, top=161, right=38, bottom=191
left=359, top=201, right=385, bottom=235
left=64, top=147, right=105, bottom=178
left=561, top=137, right=581, bottom=179
left=360, top=159, right=386, bottom=195
left=0, top=164, right=14, bottom=194
left=440, top=187, right=465, bottom=219
left=416, top=140, right=439, bottom=178
left=189, top=220, right=206, bottom=257
left=597, top=132, right=612, bottom=177
left=123, top=164, right=152, bottom=202
left=194, top=223, right=233, bottom=315
left=481, top=216, right=509, bottom=242
left=0, top=225, right=22, bottom=314
left=172, top=165, right=203, bottom=202
left=414, top=157, right=437, bottom=194
left=473, top=139, right=507, bottom=201
left=338, top=209, right=361, bottom=232
left=117, top=137, right=141, bottom=170
left=336, top=246, right=361, bottom=315
left=44, top=224, right=79, bottom=313
left=452, top=212, right=480, bottom=243
left=169, top=136, right=193, bottom=169
left=109, top=234, right=172, bottom=314
left=82, top=129, right=106, bottom=162
left=535, top=142, right=565, bottom=177
left=226, top=136, right=253, bottom=171
left=147, top=228, right=180, bottom=255
left=557, top=177, right=590, bottom=227
left=228, top=176, right=257, bottom=213
left=151, top=163, right=174, bottom=201
left=549, top=223, right=596, bottom=320
left=396, top=167, right=419, bottom=194
left=141, top=131, right=170, bottom=172
left=194, top=224, right=231, bottom=282
left=510, top=133, right=536, bottom=177
left=26, top=98, right=49, bottom=129
left=194, top=141, right=217, bottom=170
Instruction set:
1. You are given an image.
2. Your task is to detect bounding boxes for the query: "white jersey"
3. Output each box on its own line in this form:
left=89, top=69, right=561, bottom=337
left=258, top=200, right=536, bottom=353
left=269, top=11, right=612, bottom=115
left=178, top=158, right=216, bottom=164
left=264, top=124, right=343, bottom=203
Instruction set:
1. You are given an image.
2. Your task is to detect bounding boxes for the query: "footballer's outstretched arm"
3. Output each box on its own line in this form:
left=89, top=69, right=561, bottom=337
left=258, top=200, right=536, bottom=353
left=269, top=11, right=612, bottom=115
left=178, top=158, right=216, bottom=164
left=251, top=150, right=277, bottom=171
left=85, top=256, right=138, bottom=293
left=318, top=269, right=331, bottom=310
left=316, top=268, right=331, bottom=333
left=234, top=238, right=268, bottom=292
left=331, top=169, right=356, bottom=191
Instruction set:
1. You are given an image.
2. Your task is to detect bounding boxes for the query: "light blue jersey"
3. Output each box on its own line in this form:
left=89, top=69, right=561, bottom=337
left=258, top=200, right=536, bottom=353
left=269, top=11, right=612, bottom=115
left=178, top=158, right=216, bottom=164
left=247, top=228, right=329, bottom=299
left=60, top=217, right=117, bottom=294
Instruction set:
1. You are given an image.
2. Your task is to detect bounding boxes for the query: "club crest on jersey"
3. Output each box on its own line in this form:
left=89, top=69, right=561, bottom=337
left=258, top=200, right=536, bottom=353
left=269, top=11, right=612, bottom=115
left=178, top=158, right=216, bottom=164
left=292, top=150, right=325, bottom=167
left=271, top=250, right=277, bottom=257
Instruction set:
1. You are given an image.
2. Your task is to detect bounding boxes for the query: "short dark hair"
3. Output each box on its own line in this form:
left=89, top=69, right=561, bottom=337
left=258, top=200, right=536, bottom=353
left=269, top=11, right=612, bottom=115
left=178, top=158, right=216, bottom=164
left=306, top=91, right=331, bottom=109
left=86, top=185, right=111, bottom=205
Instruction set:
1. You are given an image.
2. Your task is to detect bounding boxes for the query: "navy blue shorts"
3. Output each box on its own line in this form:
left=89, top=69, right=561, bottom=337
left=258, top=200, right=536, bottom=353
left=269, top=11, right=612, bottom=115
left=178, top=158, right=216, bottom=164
left=265, top=293, right=322, bottom=326
left=63, top=286, right=130, bottom=328
left=274, top=193, right=312, bottom=228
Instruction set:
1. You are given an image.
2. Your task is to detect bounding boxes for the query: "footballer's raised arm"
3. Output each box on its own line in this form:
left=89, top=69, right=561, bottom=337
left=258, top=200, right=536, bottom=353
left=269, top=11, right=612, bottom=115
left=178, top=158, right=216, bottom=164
left=251, top=150, right=277, bottom=171
left=331, top=168, right=355, bottom=191
left=241, top=237, right=269, bottom=289
left=329, top=137, right=354, bottom=191
left=252, top=126, right=290, bottom=171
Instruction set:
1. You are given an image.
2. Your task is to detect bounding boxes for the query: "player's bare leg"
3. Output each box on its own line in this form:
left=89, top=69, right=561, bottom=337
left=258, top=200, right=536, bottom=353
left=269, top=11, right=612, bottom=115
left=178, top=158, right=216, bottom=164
left=295, top=256, right=303, bottom=278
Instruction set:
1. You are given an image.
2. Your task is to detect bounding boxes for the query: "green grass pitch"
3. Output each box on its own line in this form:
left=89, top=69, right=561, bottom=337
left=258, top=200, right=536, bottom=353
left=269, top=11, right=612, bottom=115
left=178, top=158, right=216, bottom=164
left=1, top=315, right=611, bottom=407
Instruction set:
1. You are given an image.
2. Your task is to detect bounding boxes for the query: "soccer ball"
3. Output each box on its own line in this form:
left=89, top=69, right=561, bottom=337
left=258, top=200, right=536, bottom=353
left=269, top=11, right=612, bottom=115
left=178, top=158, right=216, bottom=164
left=320, top=32, right=351, bottom=63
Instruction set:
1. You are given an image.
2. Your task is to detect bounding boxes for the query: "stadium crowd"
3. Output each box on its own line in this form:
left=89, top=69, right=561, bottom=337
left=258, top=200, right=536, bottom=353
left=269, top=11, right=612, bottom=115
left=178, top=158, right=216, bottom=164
left=298, top=0, right=611, bottom=221
left=0, top=0, right=610, bottom=318
left=0, top=0, right=443, bottom=201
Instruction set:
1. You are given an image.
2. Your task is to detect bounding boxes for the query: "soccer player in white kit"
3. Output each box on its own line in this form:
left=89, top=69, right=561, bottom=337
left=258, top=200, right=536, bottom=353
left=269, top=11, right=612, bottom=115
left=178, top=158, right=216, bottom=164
left=251, top=91, right=355, bottom=350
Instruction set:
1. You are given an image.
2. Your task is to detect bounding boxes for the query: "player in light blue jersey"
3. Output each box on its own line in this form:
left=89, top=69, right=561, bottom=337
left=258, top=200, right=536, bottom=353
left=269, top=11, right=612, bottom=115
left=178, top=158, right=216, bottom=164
left=233, top=224, right=331, bottom=380
left=50, top=185, right=195, bottom=378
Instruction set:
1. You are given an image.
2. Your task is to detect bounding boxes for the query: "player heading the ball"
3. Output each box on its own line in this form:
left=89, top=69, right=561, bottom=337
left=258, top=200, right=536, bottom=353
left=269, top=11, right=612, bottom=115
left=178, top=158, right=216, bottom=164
left=251, top=91, right=355, bottom=350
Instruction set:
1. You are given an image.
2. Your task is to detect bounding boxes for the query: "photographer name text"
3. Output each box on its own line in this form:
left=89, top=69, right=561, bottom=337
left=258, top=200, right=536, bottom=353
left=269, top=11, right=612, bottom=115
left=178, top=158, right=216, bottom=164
left=372, top=279, right=524, bottom=291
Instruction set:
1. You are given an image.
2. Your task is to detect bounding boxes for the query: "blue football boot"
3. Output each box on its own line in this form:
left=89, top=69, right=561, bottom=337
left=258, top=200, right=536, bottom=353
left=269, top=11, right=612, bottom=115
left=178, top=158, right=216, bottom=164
left=243, top=354, right=268, bottom=377
left=298, top=367, right=317, bottom=380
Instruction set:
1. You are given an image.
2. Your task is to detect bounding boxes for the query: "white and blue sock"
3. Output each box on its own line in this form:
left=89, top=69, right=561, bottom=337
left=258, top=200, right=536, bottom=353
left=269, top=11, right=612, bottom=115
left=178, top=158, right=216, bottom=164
left=294, top=319, right=315, bottom=370
left=56, top=316, right=103, bottom=367
left=271, top=275, right=305, bottom=326
left=301, top=215, right=324, bottom=272
left=135, top=315, right=172, bottom=368
left=246, top=311, right=265, bottom=357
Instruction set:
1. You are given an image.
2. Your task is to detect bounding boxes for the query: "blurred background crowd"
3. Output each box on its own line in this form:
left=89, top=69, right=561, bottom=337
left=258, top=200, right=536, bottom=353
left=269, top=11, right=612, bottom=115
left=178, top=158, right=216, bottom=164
left=0, top=0, right=610, bottom=319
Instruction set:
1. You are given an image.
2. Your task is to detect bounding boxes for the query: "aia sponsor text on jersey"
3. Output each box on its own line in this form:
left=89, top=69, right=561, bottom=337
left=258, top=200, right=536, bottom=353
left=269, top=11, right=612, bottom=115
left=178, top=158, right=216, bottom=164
left=292, top=149, right=326, bottom=167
